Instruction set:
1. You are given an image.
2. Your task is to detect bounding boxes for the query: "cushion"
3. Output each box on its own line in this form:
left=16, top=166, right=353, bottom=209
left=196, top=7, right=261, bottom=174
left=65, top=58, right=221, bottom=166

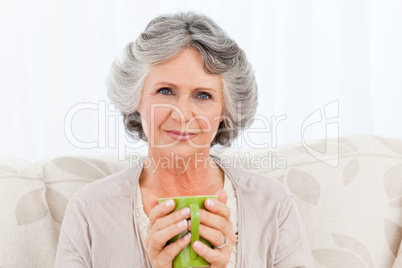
left=1, top=135, right=401, bottom=267
left=213, top=135, right=402, bottom=267
left=0, top=155, right=128, bottom=267
left=393, top=241, right=402, bottom=268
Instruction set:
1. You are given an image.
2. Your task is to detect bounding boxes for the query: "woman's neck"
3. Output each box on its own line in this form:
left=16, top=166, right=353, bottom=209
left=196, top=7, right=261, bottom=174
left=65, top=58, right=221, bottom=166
left=139, top=151, right=224, bottom=197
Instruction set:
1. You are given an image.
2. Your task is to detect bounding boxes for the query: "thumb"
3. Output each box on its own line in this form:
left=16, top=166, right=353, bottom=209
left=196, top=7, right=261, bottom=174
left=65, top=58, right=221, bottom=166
left=215, top=189, right=228, bottom=205
left=149, top=194, right=159, bottom=209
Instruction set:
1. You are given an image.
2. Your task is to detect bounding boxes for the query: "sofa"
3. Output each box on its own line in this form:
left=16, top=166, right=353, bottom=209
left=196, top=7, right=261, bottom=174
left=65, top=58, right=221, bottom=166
left=1, top=134, right=401, bottom=267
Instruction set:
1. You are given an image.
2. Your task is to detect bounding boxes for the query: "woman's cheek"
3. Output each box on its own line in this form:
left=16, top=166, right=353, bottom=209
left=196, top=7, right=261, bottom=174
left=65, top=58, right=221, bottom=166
left=139, top=108, right=163, bottom=137
left=197, top=115, right=220, bottom=132
left=146, top=106, right=171, bottom=124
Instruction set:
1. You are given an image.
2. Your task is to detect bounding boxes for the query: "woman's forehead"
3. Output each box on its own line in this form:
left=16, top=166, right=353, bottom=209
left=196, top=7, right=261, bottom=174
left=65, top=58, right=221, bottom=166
left=145, top=49, right=223, bottom=91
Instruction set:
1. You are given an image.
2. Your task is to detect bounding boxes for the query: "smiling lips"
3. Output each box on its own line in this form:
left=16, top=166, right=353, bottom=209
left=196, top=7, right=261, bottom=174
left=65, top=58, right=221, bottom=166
left=166, top=130, right=197, bottom=141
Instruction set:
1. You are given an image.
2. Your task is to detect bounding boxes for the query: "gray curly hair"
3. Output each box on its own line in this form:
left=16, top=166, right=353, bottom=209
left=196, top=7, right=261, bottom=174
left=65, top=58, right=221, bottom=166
left=107, top=12, right=258, bottom=147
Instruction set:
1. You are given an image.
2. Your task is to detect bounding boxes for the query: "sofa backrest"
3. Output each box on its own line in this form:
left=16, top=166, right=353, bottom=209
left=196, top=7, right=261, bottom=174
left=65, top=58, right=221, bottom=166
left=0, top=135, right=401, bottom=267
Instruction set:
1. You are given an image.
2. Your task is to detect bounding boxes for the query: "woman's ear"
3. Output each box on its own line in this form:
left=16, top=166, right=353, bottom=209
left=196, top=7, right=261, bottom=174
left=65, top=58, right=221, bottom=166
left=214, top=114, right=225, bottom=124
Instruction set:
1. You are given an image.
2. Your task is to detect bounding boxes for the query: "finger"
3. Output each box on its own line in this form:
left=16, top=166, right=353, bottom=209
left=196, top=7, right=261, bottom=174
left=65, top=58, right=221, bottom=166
left=193, top=240, right=229, bottom=266
left=187, top=218, right=236, bottom=248
left=202, top=197, right=231, bottom=222
left=198, top=209, right=230, bottom=232
left=148, top=198, right=176, bottom=227
left=147, top=219, right=189, bottom=250
left=215, top=189, right=228, bottom=205
left=149, top=194, right=159, bottom=210
left=158, top=232, right=191, bottom=265
left=153, top=207, right=191, bottom=232
left=198, top=223, right=227, bottom=248
left=198, top=208, right=236, bottom=248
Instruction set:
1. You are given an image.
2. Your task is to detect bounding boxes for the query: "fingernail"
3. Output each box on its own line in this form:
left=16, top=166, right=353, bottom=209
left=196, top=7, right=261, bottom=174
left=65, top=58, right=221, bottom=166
left=207, top=199, right=214, bottom=207
left=183, top=232, right=191, bottom=240
left=165, top=199, right=174, bottom=207
left=188, top=220, right=191, bottom=227
left=193, top=241, right=202, bottom=249
left=177, top=219, right=187, bottom=228
left=181, top=207, right=190, bottom=215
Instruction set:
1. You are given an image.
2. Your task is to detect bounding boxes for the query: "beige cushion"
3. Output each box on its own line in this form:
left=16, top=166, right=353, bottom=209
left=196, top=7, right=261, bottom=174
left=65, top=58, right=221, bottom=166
left=0, top=156, right=128, bottom=267
left=212, top=135, right=402, bottom=267
left=393, top=241, right=402, bottom=268
left=0, top=135, right=401, bottom=267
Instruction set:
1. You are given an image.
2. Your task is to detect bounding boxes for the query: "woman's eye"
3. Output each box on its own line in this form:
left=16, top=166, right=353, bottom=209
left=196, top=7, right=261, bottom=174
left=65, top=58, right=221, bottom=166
left=198, top=92, right=212, bottom=101
left=157, top=88, right=172, bottom=95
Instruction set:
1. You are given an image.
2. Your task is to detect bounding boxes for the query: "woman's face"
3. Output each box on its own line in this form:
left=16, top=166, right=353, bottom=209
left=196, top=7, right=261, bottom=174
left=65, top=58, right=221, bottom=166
left=137, top=48, right=224, bottom=158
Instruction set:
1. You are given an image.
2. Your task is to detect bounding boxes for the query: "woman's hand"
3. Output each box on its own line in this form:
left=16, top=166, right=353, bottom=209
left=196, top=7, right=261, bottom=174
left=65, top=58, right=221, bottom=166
left=189, top=189, right=237, bottom=268
left=144, top=195, right=192, bottom=268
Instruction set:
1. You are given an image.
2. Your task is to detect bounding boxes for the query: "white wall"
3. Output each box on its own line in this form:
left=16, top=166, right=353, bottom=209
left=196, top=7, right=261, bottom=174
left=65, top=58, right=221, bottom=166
left=1, top=0, right=401, bottom=162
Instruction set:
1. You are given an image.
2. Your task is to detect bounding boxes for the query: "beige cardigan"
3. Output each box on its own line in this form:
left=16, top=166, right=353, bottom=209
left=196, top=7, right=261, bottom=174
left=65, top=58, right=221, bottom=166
left=55, top=155, right=314, bottom=267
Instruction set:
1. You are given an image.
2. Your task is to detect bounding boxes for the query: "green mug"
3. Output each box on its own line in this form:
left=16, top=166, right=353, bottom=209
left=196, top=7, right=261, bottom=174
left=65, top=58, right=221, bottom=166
left=158, top=195, right=218, bottom=268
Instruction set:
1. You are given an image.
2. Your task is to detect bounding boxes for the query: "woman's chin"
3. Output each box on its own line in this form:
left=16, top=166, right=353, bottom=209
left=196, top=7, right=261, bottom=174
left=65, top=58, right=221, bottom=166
left=149, top=143, right=210, bottom=158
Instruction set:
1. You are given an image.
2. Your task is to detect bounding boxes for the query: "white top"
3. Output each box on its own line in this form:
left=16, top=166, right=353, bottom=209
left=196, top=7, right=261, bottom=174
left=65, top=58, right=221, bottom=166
left=135, top=174, right=238, bottom=267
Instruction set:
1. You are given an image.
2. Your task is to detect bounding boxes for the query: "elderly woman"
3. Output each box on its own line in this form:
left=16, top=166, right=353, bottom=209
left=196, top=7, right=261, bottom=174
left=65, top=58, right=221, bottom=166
left=55, top=12, right=314, bottom=267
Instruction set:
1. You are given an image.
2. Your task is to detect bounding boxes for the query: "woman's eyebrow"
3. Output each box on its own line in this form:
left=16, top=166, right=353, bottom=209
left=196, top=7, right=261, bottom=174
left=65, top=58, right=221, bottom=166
left=154, top=81, right=177, bottom=88
left=153, top=81, right=217, bottom=93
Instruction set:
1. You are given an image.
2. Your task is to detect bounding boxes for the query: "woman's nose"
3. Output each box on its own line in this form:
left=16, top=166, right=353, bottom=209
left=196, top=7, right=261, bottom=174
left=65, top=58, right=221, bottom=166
left=171, top=98, right=193, bottom=122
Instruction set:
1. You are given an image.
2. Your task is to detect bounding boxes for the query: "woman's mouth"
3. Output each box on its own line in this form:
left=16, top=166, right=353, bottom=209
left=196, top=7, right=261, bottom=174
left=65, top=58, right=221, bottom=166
left=166, top=130, right=197, bottom=141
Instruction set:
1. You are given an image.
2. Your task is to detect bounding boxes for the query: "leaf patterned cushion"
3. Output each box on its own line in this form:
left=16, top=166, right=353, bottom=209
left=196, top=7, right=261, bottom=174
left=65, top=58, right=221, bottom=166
left=0, top=155, right=128, bottom=267
left=393, top=241, right=402, bottom=268
left=211, top=135, right=402, bottom=267
left=0, top=135, right=401, bottom=268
